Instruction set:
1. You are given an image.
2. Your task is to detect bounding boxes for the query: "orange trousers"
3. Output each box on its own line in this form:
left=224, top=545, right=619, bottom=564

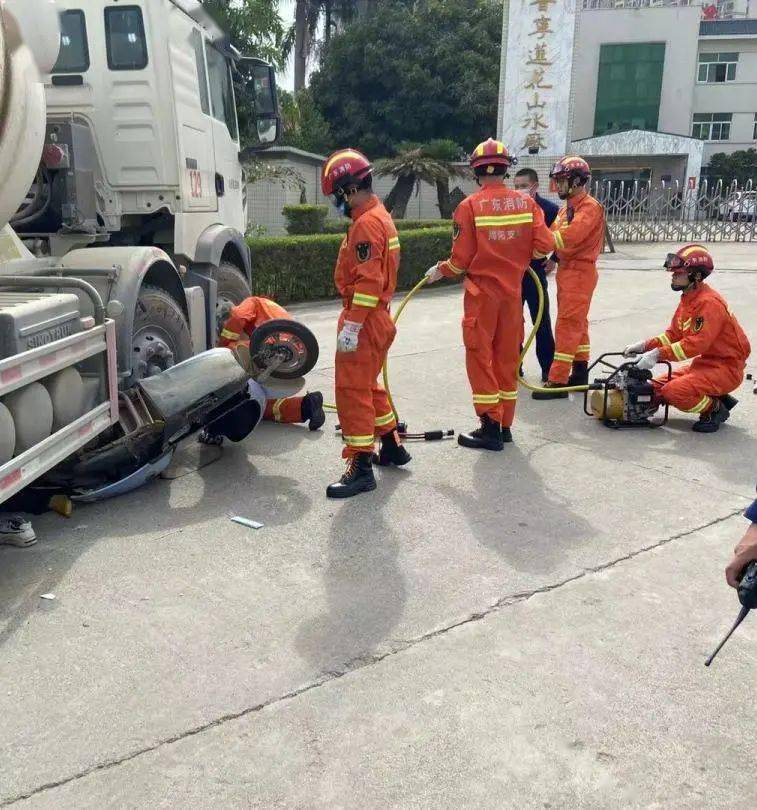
left=462, top=289, right=523, bottom=427
left=549, top=265, right=598, bottom=384
left=653, top=359, right=744, bottom=416
left=263, top=397, right=304, bottom=424
left=335, top=308, right=397, bottom=457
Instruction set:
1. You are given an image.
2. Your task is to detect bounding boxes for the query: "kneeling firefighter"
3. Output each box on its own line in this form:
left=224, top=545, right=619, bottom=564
left=199, top=296, right=325, bottom=444
left=425, top=138, right=556, bottom=449
left=321, top=148, right=411, bottom=498
left=533, top=156, right=605, bottom=400
left=624, top=244, right=751, bottom=433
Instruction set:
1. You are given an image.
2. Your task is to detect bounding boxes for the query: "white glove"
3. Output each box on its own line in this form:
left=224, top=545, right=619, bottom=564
left=634, top=348, right=660, bottom=371
left=623, top=340, right=647, bottom=357
left=425, top=263, right=444, bottom=284
left=337, top=320, right=362, bottom=353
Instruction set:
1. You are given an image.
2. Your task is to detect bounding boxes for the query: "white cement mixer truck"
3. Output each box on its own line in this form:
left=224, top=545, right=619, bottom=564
left=0, top=0, right=293, bottom=511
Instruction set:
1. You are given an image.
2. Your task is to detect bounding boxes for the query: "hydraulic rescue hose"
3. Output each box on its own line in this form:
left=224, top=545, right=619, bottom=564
left=322, top=266, right=593, bottom=418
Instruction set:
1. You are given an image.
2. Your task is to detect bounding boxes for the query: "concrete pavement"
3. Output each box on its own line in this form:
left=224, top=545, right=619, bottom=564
left=0, top=242, right=755, bottom=808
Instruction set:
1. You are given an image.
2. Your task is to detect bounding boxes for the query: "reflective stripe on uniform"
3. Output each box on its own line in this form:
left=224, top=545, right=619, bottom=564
left=474, top=214, right=534, bottom=227
left=342, top=434, right=375, bottom=447
left=671, top=341, right=688, bottom=361
left=353, top=292, right=379, bottom=308
left=658, top=333, right=672, bottom=347
left=272, top=398, right=286, bottom=422
left=472, top=393, right=500, bottom=404
left=553, top=231, right=565, bottom=250
left=686, top=395, right=712, bottom=414
left=221, top=328, right=240, bottom=340
left=577, top=344, right=590, bottom=353
left=499, top=390, right=518, bottom=401
left=374, top=411, right=395, bottom=427
left=446, top=260, right=465, bottom=275
left=682, top=318, right=692, bottom=330
left=388, top=237, right=400, bottom=251
left=553, top=351, right=574, bottom=363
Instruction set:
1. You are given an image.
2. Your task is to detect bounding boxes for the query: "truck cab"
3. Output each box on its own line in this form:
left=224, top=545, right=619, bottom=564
left=12, top=0, right=279, bottom=370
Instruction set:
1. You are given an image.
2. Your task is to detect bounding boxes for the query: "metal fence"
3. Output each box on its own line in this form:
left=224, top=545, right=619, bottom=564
left=592, top=179, right=757, bottom=243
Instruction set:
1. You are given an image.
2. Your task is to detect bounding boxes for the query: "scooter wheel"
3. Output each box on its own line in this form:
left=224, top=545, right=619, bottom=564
left=250, top=318, right=319, bottom=380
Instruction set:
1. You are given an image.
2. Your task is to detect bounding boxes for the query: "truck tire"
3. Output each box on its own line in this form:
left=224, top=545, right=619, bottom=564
left=216, top=261, right=251, bottom=337
left=130, top=285, right=193, bottom=383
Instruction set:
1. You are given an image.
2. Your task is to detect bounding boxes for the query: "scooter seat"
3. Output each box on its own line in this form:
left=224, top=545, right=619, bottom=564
left=137, top=348, right=249, bottom=428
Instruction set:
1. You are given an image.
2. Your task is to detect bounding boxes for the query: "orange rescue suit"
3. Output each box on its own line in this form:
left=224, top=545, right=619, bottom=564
left=218, top=296, right=305, bottom=424
left=439, top=184, right=556, bottom=427
left=549, top=190, right=605, bottom=383
left=644, top=282, right=750, bottom=415
left=334, top=195, right=400, bottom=457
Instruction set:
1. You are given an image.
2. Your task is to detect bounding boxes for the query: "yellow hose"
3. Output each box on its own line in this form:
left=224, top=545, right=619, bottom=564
left=322, top=265, right=591, bottom=415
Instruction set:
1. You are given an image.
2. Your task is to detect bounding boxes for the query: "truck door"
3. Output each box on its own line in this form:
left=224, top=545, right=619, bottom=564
left=204, top=42, right=245, bottom=235
left=169, top=22, right=217, bottom=212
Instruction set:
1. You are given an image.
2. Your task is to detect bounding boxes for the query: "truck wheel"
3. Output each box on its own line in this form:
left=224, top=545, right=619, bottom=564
left=130, top=285, right=193, bottom=383
left=216, top=261, right=251, bottom=337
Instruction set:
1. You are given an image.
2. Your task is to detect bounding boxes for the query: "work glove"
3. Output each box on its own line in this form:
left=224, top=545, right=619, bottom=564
left=634, top=348, right=660, bottom=371
left=337, top=320, right=362, bottom=353
left=424, top=263, right=444, bottom=284
left=623, top=340, right=647, bottom=357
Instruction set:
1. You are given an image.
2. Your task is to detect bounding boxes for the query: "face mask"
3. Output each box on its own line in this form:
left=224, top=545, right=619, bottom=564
left=515, top=185, right=536, bottom=199
left=331, top=193, right=351, bottom=217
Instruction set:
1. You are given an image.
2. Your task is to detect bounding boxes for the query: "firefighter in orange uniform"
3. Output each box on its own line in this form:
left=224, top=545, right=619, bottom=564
left=425, top=138, right=556, bottom=449
left=321, top=148, right=411, bottom=498
left=199, top=296, right=325, bottom=444
left=533, top=156, right=605, bottom=399
left=623, top=244, right=750, bottom=433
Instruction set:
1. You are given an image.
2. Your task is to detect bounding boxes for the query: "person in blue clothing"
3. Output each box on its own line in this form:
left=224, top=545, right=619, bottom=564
left=726, top=487, right=757, bottom=587
left=514, top=168, right=558, bottom=381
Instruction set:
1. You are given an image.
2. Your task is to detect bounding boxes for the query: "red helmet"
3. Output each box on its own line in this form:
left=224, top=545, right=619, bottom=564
left=664, top=244, right=714, bottom=278
left=469, top=138, right=515, bottom=171
left=321, top=149, right=372, bottom=197
left=549, top=155, right=591, bottom=183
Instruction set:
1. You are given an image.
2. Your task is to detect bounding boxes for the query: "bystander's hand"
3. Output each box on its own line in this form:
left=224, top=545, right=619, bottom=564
left=726, top=522, right=757, bottom=588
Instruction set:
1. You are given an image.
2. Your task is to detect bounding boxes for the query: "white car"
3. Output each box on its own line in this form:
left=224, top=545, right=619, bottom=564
left=718, top=191, right=757, bottom=221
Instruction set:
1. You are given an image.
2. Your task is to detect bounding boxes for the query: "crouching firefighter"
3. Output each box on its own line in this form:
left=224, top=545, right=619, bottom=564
left=321, top=148, right=411, bottom=498
left=624, top=244, right=751, bottom=433
left=425, top=138, right=556, bottom=449
left=533, top=156, right=605, bottom=400
left=199, top=296, right=325, bottom=444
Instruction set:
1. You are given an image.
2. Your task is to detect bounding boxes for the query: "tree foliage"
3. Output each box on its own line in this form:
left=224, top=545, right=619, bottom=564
left=279, top=89, right=335, bottom=154
left=706, top=149, right=757, bottom=186
left=202, top=0, right=287, bottom=69
left=309, top=0, right=501, bottom=157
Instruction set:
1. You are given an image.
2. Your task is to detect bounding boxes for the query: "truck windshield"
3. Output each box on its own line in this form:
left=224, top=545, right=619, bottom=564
left=205, top=43, right=239, bottom=142
left=52, top=9, right=90, bottom=73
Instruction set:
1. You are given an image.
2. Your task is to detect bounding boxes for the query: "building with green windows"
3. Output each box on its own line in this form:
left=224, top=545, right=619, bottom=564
left=498, top=1, right=757, bottom=188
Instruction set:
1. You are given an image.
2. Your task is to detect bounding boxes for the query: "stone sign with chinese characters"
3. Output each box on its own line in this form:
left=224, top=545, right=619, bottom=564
left=498, top=0, right=577, bottom=157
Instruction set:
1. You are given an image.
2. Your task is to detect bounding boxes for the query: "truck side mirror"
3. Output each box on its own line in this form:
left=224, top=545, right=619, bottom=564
left=239, top=58, right=280, bottom=149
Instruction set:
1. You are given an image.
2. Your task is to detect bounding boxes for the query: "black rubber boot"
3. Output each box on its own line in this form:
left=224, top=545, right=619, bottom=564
left=301, top=391, right=326, bottom=431
left=326, top=453, right=377, bottom=498
left=374, top=429, right=412, bottom=467
left=501, top=426, right=513, bottom=444
left=692, top=400, right=730, bottom=433
left=568, top=361, right=589, bottom=386
left=720, top=393, right=739, bottom=411
left=531, top=381, right=569, bottom=400
left=458, top=414, right=504, bottom=451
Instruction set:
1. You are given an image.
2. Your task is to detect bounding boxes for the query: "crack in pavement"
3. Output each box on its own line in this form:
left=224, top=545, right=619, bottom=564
left=0, top=505, right=745, bottom=807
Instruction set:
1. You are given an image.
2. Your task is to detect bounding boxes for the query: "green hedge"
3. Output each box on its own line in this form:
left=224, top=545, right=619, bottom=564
left=248, top=227, right=453, bottom=304
left=321, top=218, right=451, bottom=235
left=283, top=204, right=329, bottom=235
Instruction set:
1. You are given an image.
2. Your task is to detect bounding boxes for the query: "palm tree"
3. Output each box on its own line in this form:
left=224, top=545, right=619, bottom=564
left=286, top=1, right=359, bottom=91
left=376, top=141, right=469, bottom=220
